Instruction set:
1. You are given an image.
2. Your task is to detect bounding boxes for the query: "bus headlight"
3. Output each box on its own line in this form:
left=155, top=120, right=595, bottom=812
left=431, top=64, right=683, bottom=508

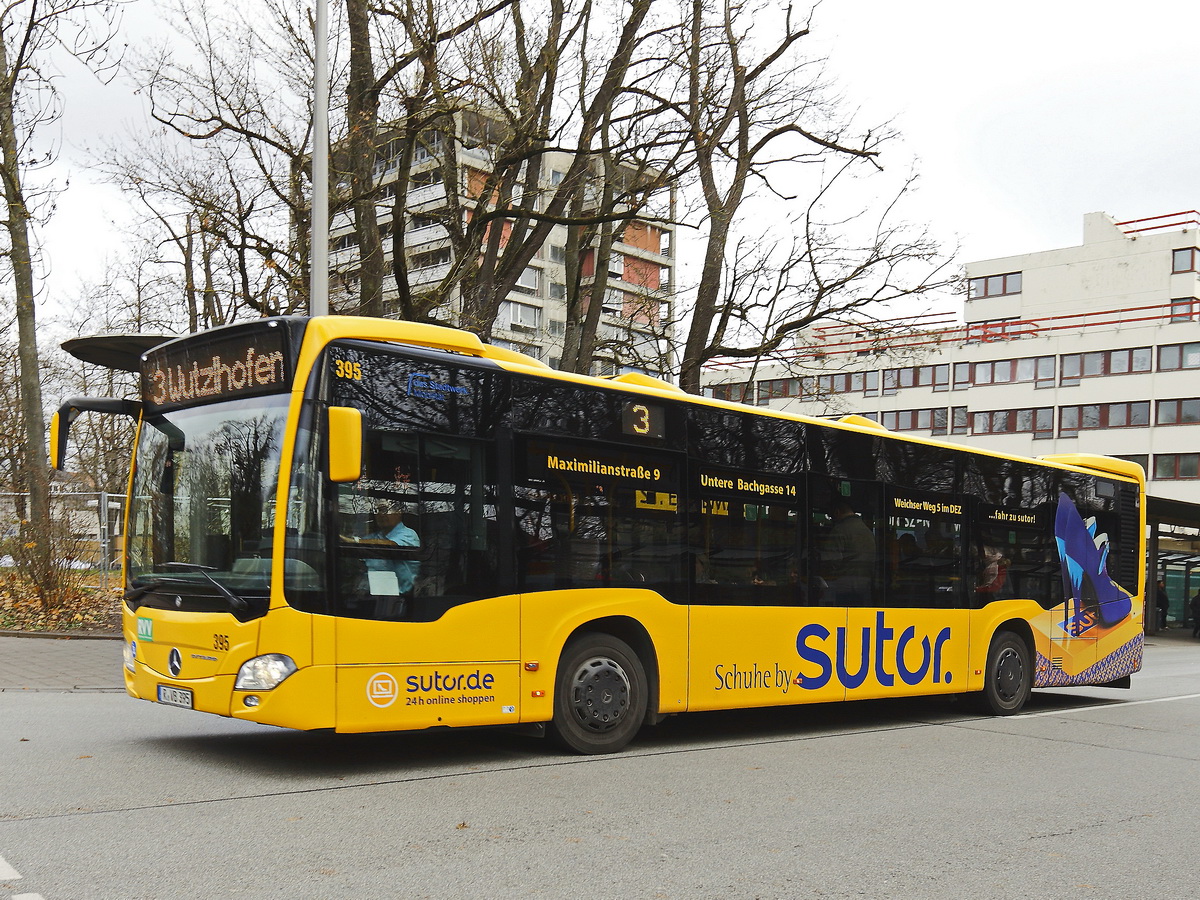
left=235, top=654, right=298, bottom=691
left=124, top=640, right=136, bottom=673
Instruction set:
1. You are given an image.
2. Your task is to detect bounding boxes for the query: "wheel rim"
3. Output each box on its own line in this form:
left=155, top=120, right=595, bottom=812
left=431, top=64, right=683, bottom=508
left=994, top=646, right=1024, bottom=703
left=568, top=656, right=631, bottom=733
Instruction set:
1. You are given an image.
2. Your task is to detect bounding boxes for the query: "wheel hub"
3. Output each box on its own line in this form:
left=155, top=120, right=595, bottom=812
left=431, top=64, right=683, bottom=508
left=995, top=647, right=1024, bottom=702
left=570, top=657, right=630, bottom=733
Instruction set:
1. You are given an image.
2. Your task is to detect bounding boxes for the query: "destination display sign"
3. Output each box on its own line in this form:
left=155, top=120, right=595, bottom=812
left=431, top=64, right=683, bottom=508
left=524, top=439, right=677, bottom=489
left=142, top=326, right=292, bottom=410
left=697, top=467, right=797, bottom=500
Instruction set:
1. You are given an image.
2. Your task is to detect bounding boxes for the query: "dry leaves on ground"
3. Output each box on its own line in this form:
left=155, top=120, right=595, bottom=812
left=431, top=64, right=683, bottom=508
left=0, top=575, right=122, bottom=634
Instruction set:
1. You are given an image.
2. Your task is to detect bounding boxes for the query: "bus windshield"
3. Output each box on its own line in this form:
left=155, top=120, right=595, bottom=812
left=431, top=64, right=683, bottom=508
left=126, top=394, right=291, bottom=605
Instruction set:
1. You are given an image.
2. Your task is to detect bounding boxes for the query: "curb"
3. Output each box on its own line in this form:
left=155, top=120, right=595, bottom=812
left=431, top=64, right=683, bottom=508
left=0, top=629, right=122, bottom=641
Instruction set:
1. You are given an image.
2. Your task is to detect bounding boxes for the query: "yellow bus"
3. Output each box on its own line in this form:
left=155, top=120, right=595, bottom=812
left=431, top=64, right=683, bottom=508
left=53, top=315, right=1145, bottom=753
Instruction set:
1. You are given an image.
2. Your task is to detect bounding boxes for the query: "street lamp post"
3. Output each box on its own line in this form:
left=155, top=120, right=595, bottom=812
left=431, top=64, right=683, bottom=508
left=310, top=0, right=330, bottom=317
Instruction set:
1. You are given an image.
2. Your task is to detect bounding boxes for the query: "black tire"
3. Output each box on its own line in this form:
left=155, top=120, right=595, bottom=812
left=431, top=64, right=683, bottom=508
left=550, top=634, right=648, bottom=754
left=975, top=631, right=1032, bottom=715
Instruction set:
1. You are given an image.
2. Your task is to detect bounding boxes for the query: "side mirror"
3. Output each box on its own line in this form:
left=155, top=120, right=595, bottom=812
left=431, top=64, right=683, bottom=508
left=49, top=409, right=72, bottom=470
left=49, top=397, right=142, bottom=471
left=327, top=406, right=363, bottom=483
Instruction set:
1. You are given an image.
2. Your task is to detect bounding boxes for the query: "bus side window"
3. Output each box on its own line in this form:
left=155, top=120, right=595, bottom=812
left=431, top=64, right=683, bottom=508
left=885, top=492, right=965, bottom=609
left=811, top=478, right=883, bottom=608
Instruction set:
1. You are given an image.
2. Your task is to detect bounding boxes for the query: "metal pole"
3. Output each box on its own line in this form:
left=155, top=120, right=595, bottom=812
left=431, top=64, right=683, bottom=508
left=310, top=0, right=330, bottom=316
left=99, top=491, right=109, bottom=594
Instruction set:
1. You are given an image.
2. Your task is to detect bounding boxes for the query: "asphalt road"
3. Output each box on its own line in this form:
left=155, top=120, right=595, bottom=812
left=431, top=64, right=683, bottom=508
left=2, top=634, right=1199, bottom=899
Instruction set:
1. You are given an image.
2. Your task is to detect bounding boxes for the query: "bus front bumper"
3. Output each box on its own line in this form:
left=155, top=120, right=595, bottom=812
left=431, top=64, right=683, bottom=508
left=125, top=662, right=336, bottom=730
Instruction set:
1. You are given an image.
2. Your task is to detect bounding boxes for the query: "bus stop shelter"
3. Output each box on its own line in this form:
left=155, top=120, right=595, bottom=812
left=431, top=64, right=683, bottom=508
left=1146, top=494, right=1200, bottom=634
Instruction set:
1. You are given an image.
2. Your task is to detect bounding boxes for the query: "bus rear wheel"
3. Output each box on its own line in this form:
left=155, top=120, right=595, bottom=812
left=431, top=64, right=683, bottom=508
left=975, top=631, right=1031, bottom=715
left=551, top=634, right=647, bottom=754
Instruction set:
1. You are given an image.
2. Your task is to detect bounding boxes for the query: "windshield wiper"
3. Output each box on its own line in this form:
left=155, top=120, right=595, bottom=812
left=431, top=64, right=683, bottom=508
left=124, top=576, right=194, bottom=608
left=162, top=562, right=249, bottom=612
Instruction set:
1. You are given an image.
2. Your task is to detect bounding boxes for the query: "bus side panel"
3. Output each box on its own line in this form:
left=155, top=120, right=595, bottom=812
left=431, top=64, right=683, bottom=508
left=333, top=594, right=520, bottom=733
left=842, top=608, right=970, bottom=702
left=688, top=606, right=847, bottom=711
left=230, top=666, right=336, bottom=729
left=962, top=599, right=1080, bottom=693
left=240, top=605, right=334, bottom=729
left=1031, top=599, right=1144, bottom=688
left=517, top=589, right=690, bottom=725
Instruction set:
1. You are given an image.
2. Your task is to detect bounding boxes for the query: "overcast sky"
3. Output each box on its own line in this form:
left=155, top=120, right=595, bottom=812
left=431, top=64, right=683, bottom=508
left=36, top=0, right=1200, bottom=315
left=809, top=1, right=1200, bottom=264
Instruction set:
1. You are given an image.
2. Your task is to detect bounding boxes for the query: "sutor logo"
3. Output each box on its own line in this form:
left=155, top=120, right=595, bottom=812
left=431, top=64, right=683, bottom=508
left=367, top=672, right=399, bottom=708
left=795, top=611, right=952, bottom=691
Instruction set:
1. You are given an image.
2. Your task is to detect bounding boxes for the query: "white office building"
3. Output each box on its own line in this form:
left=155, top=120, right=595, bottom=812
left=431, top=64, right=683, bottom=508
left=703, top=210, right=1200, bottom=506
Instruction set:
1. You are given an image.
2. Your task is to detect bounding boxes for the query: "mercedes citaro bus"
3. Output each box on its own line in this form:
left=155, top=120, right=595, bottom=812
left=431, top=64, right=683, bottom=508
left=52, top=316, right=1145, bottom=753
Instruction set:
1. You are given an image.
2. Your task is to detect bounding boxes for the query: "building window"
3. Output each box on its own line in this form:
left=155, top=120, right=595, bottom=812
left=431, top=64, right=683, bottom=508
left=549, top=282, right=566, bottom=301
left=1159, top=341, right=1200, bottom=370
left=1170, top=298, right=1198, bottom=322
left=863, top=371, right=879, bottom=397
left=757, top=378, right=801, bottom=405
left=410, top=248, right=451, bottom=270
left=709, top=382, right=752, bottom=403
left=910, top=364, right=950, bottom=391
left=1172, top=248, right=1199, bottom=273
left=880, top=408, right=940, bottom=432
left=1154, top=453, right=1200, bottom=480
left=1157, top=398, right=1200, bottom=425
left=965, top=319, right=1021, bottom=343
left=514, top=266, right=541, bottom=294
left=954, top=355, right=1056, bottom=389
left=951, top=407, right=968, bottom=435
left=1116, top=455, right=1149, bottom=473
left=1059, top=402, right=1150, bottom=437
left=1060, top=348, right=1151, bottom=386
left=549, top=245, right=566, bottom=264
left=970, top=408, right=1053, bottom=438
left=816, top=372, right=868, bottom=396
left=502, top=300, right=542, bottom=332
left=969, top=271, right=1022, bottom=299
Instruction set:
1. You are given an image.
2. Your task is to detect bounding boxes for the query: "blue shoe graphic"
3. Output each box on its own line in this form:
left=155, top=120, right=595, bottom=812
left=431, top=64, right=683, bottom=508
left=1054, top=493, right=1132, bottom=629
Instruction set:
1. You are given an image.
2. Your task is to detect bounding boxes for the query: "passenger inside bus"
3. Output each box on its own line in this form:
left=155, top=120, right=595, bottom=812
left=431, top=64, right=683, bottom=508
left=975, top=545, right=1010, bottom=597
left=341, top=500, right=421, bottom=617
left=822, top=500, right=876, bottom=605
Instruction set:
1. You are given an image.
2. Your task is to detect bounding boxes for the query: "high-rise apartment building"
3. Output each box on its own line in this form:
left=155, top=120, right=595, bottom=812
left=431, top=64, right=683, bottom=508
left=327, top=113, right=677, bottom=377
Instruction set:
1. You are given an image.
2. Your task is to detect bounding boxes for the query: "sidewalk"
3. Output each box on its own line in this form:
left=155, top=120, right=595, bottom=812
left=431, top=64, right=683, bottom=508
left=0, top=633, right=125, bottom=692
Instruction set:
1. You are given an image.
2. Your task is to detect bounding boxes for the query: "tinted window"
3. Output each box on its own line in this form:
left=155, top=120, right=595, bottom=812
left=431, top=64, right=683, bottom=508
left=514, top=437, right=685, bottom=598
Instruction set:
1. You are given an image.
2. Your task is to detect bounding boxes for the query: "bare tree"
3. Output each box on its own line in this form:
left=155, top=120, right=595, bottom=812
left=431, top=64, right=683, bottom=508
left=134, top=0, right=320, bottom=315
left=97, top=128, right=299, bottom=329
left=0, top=0, right=121, bottom=602
left=654, top=0, right=952, bottom=391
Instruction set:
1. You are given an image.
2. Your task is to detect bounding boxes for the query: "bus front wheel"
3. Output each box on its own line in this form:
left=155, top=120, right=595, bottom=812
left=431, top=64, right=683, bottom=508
left=975, top=631, right=1031, bottom=715
left=551, top=634, right=648, bottom=754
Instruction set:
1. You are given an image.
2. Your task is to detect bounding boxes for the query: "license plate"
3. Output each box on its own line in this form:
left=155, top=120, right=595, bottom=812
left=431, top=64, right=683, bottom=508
left=157, top=684, right=194, bottom=709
